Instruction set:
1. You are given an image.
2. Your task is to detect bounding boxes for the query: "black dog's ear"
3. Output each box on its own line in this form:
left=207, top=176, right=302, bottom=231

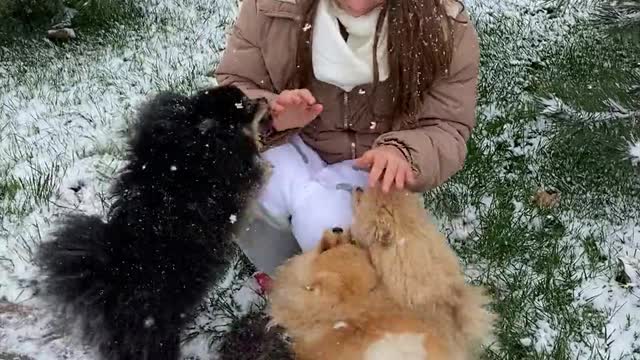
left=129, top=92, right=191, bottom=149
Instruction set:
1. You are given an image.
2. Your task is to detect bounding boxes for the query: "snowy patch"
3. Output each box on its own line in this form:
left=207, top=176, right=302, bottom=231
left=449, top=205, right=481, bottom=242
left=0, top=302, right=95, bottom=360
left=520, top=337, right=533, bottom=347
left=541, top=96, right=640, bottom=125
left=563, top=215, right=640, bottom=358
left=574, top=276, right=640, bottom=359
left=532, top=319, right=559, bottom=353
left=628, top=141, right=640, bottom=166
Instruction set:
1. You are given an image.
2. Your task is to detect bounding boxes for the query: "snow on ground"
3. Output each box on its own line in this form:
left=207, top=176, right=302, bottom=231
left=541, top=96, right=640, bottom=125
left=630, top=141, right=640, bottom=166
left=0, top=0, right=246, bottom=357
left=566, top=217, right=640, bottom=359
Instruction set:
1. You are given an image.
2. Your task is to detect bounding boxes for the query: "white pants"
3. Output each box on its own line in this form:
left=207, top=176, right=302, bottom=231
left=259, top=135, right=369, bottom=252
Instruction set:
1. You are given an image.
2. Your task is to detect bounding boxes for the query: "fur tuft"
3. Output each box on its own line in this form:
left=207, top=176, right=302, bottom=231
left=351, top=187, right=495, bottom=357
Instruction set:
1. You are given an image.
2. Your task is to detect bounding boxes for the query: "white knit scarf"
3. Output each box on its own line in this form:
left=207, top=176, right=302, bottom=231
left=311, top=0, right=389, bottom=92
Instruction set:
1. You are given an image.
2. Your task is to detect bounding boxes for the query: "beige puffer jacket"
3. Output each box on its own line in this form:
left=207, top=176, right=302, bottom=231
left=215, top=0, right=480, bottom=191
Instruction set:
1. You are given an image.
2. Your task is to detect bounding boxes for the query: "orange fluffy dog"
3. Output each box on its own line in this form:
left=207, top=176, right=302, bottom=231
left=268, top=228, right=464, bottom=360
left=350, top=187, right=495, bottom=356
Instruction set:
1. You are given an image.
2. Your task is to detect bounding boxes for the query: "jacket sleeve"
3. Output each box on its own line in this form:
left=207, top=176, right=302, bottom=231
left=215, top=0, right=299, bottom=145
left=373, top=17, right=480, bottom=192
left=215, top=0, right=278, bottom=103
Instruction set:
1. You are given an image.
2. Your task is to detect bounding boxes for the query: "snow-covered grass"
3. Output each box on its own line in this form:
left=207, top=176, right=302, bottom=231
left=1, top=0, right=639, bottom=359
left=427, top=0, right=640, bottom=358
left=630, top=141, right=640, bottom=166
left=0, top=0, right=252, bottom=358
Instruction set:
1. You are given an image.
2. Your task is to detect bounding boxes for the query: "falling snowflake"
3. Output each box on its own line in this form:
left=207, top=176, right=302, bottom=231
left=229, top=214, right=237, bottom=224
left=358, top=89, right=366, bottom=95
left=303, top=23, right=312, bottom=32
left=333, top=321, right=349, bottom=329
left=170, top=165, right=177, bottom=171
left=369, top=121, right=377, bottom=130
left=143, top=317, right=155, bottom=328
left=235, top=102, right=243, bottom=109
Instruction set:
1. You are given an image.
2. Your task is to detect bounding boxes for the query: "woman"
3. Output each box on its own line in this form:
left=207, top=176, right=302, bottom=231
left=215, top=0, right=480, bottom=287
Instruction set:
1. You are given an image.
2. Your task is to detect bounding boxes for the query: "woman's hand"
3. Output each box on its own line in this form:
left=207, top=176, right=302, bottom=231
left=270, top=89, right=323, bottom=131
left=354, top=146, right=415, bottom=193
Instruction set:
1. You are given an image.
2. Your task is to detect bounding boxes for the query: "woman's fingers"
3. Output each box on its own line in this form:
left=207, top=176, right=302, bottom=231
left=306, top=103, right=323, bottom=117
left=296, top=89, right=317, bottom=105
left=395, top=165, right=407, bottom=190
left=270, top=102, right=285, bottom=113
left=381, top=160, right=398, bottom=193
left=368, top=155, right=388, bottom=188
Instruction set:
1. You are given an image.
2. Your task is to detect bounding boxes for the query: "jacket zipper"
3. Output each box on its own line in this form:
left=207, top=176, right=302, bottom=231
left=344, top=91, right=356, bottom=159
left=350, top=138, right=356, bottom=159
left=343, top=92, right=349, bottom=129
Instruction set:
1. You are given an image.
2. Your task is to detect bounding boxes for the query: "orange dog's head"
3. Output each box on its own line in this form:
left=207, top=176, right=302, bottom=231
left=268, top=227, right=377, bottom=331
left=351, top=187, right=425, bottom=248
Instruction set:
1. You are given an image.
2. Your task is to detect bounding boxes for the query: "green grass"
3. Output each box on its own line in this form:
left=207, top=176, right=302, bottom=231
left=0, top=0, right=144, bottom=47
left=425, top=7, right=640, bottom=359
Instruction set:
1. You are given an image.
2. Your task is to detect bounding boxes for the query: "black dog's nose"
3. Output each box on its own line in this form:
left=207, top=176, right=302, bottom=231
left=355, top=187, right=364, bottom=193
left=248, top=97, right=268, bottom=112
left=332, top=227, right=344, bottom=234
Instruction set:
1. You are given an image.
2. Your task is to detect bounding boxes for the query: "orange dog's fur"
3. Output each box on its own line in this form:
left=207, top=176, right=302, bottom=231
left=268, top=229, right=463, bottom=360
left=350, top=187, right=495, bottom=355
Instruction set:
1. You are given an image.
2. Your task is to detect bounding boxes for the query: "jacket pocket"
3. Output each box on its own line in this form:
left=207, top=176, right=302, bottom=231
left=257, top=0, right=303, bottom=20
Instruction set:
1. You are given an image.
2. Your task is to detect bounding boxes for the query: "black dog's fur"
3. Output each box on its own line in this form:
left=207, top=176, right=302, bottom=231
left=36, top=85, right=267, bottom=360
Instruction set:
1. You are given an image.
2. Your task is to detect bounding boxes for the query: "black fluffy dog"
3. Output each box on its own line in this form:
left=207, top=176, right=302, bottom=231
left=36, top=85, right=268, bottom=360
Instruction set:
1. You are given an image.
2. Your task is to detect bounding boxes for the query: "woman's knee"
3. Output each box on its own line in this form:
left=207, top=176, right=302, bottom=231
left=258, top=142, right=312, bottom=218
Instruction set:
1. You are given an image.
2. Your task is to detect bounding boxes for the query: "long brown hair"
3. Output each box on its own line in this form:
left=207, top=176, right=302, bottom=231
left=290, top=0, right=458, bottom=122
